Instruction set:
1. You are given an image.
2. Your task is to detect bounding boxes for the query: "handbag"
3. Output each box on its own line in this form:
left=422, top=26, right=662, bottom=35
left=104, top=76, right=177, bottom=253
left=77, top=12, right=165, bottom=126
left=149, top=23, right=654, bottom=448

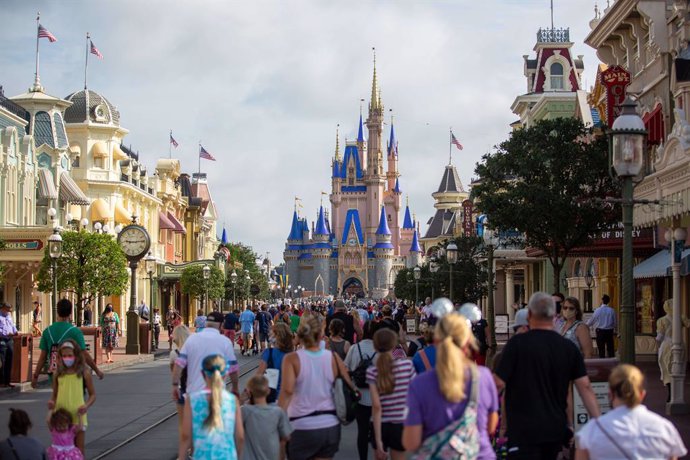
left=332, top=352, right=360, bottom=425
left=264, top=348, right=279, bottom=403
left=411, top=364, right=481, bottom=459
left=595, top=418, right=633, bottom=460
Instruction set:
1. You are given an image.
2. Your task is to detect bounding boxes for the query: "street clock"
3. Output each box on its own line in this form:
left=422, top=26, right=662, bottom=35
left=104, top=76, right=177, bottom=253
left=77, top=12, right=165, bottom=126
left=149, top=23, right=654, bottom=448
left=117, top=224, right=151, bottom=260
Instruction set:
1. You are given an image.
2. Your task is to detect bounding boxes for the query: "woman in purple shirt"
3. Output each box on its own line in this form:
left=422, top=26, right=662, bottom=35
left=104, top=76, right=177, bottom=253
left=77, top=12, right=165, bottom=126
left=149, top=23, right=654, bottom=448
left=402, top=314, right=499, bottom=459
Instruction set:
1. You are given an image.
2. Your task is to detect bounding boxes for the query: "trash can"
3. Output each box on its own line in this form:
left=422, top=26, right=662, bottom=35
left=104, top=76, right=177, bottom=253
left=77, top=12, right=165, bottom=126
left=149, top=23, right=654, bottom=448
left=79, top=327, right=101, bottom=365
left=11, top=334, right=33, bottom=383
left=139, top=323, right=150, bottom=354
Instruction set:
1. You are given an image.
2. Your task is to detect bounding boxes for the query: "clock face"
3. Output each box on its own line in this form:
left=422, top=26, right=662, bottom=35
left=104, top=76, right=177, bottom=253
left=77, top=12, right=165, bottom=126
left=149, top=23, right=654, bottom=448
left=117, top=225, right=150, bottom=259
left=348, top=238, right=356, bottom=246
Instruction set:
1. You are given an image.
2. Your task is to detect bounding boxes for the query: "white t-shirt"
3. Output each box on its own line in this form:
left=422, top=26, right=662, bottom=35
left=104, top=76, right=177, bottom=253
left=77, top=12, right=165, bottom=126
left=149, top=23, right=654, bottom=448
left=343, top=339, right=377, bottom=406
left=576, top=404, right=687, bottom=460
left=175, top=327, right=239, bottom=394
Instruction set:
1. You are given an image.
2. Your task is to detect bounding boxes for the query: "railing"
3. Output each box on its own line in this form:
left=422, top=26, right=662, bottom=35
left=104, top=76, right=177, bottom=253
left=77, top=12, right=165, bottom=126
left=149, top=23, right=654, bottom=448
left=537, top=27, right=570, bottom=43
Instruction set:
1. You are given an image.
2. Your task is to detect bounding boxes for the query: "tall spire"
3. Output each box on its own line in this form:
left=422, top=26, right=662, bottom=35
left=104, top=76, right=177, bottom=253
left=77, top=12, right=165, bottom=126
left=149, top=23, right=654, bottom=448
left=288, top=211, right=301, bottom=240
left=357, top=113, right=364, bottom=143
left=410, top=229, right=422, bottom=253
left=370, top=47, right=380, bottom=111
left=335, top=124, right=341, bottom=161
left=402, top=205, right=414, bottom=229
left=387, top=112, right=397, bottom=157
left=375, top=206, right=391, bottom=236
left=314, top=206, right=329, bottom=236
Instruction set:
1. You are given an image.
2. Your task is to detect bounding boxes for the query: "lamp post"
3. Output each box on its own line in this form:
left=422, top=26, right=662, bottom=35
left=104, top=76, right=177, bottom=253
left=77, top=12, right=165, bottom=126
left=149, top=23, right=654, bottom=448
left=48, top=228, right=63, bottom=323
left=230, top=270, right=237, bottom=308
left=483, top=224, right=499, bottom=349
left=667, top=227, right=689, bottom=414
left=429, top=258, right=440, bottom=300
left=446, top=242, right=458, bottom=302
left=413, top=266, right=421, bottom=307
left=145, top=252, right=156, bottom=352
left=609, top=96, right=646, bottom=365
left=202, top=264, right=211, bottom=314
left=245, top=270, right=251, bottom=307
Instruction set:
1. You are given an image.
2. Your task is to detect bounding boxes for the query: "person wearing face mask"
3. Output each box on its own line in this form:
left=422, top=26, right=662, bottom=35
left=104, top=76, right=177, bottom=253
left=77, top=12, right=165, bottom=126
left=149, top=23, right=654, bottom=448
left=559, top=297, right=593, bottom=359
left=0, top=303, right=18, bottom=388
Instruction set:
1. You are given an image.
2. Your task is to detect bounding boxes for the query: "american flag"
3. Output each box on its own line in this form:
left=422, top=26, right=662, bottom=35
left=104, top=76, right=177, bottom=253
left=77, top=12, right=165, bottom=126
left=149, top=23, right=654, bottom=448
left=170, top=134, right=179, bottom=148
left=38, top=25, right=57, bottom=43
left=199, top=145, right=216, bottom=161
left=451, top=131, right=464, bottom=150
left=90, top=40, right=103, bottom=59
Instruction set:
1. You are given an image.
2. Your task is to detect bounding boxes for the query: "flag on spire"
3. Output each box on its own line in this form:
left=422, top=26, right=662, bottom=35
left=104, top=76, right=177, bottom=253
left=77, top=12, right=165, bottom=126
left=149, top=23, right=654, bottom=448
left=451, top=131, right=463, bottom=150
left=38, top=24, right=57, bottom=42
left=170, top=133, right=179, bottom=148
left=90, top=40, right=103, bottom=59
left=199, top=145, right=216, bottom=161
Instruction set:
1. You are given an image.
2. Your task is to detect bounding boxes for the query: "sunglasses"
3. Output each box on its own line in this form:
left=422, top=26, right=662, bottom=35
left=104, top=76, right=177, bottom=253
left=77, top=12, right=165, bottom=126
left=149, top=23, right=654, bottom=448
left=562, top=305, right=576, bottom=311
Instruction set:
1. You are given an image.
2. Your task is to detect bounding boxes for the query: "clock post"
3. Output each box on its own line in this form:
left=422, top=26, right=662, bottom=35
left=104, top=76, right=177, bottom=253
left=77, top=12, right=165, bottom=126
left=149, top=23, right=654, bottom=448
left=117, top=217, right=152, bottom=355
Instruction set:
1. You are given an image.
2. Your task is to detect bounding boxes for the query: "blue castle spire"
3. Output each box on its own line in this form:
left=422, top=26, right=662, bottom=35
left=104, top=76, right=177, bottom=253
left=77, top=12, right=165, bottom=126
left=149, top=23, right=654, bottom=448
left=288, top=211, right=301, bottom=240
left=410, top=229, right=422, bottom=252
left=314, top=206, right=329, bottom=235
left=387, top=121, right=397, bottom=156
left=357, top=113, right=364, bottom=143
left=221, top=227, right=228, bottom=245
left=393, top=177, right=401, bottom=193
left=402, top=206, right=414, bottom=229
left=375, top=206, right=391, bottom=236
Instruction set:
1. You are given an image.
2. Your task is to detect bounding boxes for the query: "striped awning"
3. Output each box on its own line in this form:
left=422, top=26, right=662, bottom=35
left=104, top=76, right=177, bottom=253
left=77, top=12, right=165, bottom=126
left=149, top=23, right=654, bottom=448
left=159, top=211, right=175, bottom=230
left=37, top=168, right=58, bottom=200
left=114, top=201, right=132, bottom=225
left=59, top=172, right=90, bottom=205
left=167, top=211, right=186, bottom=233
left=633, top=250, right=671, bottom=279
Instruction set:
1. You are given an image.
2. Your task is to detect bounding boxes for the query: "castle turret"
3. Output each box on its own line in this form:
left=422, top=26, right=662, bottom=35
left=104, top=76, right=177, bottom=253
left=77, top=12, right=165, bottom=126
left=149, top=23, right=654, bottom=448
left=365, top=55, right=386, bottom=244
left=372, top=206, right=394, bottom=298
left=284, top=210, right=302, bottom=289
left=311, top=205, right=331, bottom=296
left=407, top=229, right=423, bottom=268
left=386, top=118, right=398, bottom=193
left=399, top=199, right=415, bottom=257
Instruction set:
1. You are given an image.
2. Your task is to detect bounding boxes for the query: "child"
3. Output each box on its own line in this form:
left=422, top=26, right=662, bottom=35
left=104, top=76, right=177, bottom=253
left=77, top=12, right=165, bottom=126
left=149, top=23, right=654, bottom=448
left=241, top=375, right=292, bottom=460
left=47, top=340, right=95, bottom=456
left=0, top=408, right=46, bottom=459
left=179, top=354, right=244, bottom=459
left=194, top=309, right=206, bottom=332
left=46, top=409, right=83, bottom=460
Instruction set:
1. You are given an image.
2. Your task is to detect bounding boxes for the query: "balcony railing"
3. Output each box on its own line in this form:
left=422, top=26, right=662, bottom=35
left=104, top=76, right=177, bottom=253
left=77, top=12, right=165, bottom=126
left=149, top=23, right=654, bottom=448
left=537, top=27, right=570, bottom=43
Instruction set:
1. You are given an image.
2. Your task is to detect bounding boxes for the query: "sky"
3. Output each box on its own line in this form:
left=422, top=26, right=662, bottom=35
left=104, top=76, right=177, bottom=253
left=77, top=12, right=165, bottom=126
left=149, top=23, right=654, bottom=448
left=0, top=0, right=601, bottom=265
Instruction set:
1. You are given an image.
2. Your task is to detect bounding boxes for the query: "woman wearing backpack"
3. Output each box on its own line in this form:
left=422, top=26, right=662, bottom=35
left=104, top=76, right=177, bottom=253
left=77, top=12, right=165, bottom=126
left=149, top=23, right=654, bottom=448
left=254, top=322, right=294, bottom=403
left=278, top=314, right=354, bottom=460
left=344, top=321, right=377, bottom=460
left=368, top=328, right=416, bottom=460
left=402, top=313, right=499, bottom=459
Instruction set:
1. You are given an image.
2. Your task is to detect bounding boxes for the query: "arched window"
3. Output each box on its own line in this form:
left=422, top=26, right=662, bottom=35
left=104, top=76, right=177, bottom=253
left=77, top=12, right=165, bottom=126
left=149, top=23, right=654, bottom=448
left=550, top=62, right=564, bottom=90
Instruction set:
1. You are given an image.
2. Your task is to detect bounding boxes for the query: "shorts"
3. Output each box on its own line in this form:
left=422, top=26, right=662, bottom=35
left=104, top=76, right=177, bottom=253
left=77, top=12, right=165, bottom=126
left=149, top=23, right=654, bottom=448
left=259, top=331, right=269, bottom=343
left=223, top=329, right=236, bottom=343
left=287, top=424, right=341, bottom=460
left=371, top=422, right=404, bottom=452
left=242, top=332, right=253, bottom=340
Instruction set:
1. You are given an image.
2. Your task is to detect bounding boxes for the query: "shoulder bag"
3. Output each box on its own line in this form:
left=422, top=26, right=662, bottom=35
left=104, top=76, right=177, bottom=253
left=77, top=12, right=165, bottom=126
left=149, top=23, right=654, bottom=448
left=264, top=348, right=280, bottom=403
left=332, top=352, right=360, bottom=425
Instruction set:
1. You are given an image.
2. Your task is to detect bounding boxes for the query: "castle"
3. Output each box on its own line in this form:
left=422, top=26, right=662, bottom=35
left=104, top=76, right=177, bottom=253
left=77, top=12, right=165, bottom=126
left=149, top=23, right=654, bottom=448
left=283, top=62, right=423, bottom=299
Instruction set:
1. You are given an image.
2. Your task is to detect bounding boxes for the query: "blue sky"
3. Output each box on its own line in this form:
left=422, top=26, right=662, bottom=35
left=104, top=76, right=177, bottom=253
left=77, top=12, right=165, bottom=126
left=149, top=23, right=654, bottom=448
left=0, top=0, right=601, bottom=264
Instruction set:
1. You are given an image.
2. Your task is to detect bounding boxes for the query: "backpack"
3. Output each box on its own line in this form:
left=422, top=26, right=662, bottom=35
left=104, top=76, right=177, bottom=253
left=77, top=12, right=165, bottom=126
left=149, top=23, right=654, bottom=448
left=264, top=348, right=279, bottom=404
left=46, top=325, right=77, bottom=374
left=173, top=349, right=188, bottom=395
left=332, top=353, right=359, bottom=425
left=350, top=343, right=375, bottom=389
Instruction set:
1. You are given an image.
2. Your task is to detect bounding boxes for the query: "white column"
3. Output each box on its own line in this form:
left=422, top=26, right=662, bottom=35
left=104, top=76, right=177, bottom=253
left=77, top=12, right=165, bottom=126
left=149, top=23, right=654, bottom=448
left=506, top=269, right=515, bottom=320
left=668, top=228, right=689, bottom=414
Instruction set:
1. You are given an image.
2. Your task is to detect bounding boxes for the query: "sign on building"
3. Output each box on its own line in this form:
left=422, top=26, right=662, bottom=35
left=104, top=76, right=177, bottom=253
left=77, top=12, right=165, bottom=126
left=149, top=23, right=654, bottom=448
left=600, top=66, right=631, bottom=127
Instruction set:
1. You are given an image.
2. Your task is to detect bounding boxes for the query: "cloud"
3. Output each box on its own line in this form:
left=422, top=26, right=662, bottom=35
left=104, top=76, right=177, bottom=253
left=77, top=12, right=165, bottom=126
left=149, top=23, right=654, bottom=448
left=0, top=0, right=600, bottom=263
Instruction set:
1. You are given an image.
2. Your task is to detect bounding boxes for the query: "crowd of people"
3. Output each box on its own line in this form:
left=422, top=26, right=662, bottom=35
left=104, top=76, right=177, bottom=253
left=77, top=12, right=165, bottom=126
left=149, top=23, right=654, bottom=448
left=0, top=292, right=688, bottom=459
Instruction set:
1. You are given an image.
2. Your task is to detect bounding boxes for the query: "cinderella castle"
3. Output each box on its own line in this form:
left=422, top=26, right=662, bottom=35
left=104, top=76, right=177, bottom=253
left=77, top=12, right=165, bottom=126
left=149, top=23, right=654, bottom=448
left=283, top=61, right=423, bottom=299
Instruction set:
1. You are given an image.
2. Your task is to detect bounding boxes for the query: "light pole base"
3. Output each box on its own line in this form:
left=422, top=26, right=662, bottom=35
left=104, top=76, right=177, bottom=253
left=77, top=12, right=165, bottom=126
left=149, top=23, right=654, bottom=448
left=126, top=311, right=140, bottom=355
left=666, top=401, right=690, bottom=415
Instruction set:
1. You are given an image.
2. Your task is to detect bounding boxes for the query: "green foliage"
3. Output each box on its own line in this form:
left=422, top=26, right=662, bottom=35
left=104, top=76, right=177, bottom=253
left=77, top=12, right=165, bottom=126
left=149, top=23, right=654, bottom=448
left=180, top=265, right=225, bottom=300
left=472, top=118, right=620, bottom=292
left=394, top=237, right=488, bottom=305
left=36, top=231, right=129, bottom=324
left=223, top=243, right=269, bottom=301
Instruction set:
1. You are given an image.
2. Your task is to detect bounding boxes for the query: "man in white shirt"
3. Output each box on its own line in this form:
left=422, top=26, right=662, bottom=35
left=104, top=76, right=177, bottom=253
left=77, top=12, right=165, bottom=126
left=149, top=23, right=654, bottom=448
left=171, top=311, right=239, bottom=399
left=586, top=294, right=617, bottom=358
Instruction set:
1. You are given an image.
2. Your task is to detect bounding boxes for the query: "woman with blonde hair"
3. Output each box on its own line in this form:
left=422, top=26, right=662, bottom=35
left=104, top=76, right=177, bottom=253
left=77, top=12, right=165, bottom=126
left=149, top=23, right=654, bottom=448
left=368, top=328, right=415, bottom=460
left=179, top=354, right=244, bottom=459
left=279, top=313, right=356, bottom=460
left=254, top=322, right=294, bottom=403
left=402, top=313, right=499, bottom=459
left=575, top=364, right=686, bottom=460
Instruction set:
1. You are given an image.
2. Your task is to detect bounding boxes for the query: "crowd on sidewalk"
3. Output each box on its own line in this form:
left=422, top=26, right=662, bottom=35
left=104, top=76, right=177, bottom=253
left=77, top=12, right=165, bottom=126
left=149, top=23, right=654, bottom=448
left=0, top=293, right=687, bottom=460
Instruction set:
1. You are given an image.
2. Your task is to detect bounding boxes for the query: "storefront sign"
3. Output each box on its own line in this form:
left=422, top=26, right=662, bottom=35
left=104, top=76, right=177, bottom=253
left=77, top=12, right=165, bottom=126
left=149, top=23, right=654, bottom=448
left=160, top=260, right=215, bottom=279
left=462, top=200, right=474, bottom=237
left=601, top=66, right=631, bottom=127
left=4, top=239, right=44, bottom=250
left=572, top=358, right=617, bottom=431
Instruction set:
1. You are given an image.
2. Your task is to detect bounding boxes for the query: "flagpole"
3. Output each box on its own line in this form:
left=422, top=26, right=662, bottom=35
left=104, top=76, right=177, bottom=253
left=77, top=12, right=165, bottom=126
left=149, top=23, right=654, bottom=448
left=198, top=142, right=201, bottom=175
left=169, top=130, right=172, bottom=159
left=34, top=12, right=41, bottom=90
left=84, top=32, right=89, bottom=90
left=449, top=128, right=452, bottom=165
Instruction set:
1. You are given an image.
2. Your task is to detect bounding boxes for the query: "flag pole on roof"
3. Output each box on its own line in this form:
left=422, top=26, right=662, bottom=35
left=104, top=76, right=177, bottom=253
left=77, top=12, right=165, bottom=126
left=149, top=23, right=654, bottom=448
left=84, top=32, right=89, bottom=90
left=34, top=14, right=57, bottom=92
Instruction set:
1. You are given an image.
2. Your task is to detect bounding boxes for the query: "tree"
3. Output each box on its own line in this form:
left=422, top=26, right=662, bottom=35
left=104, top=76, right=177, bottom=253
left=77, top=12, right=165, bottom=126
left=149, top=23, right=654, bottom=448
left=223, top=242, right=269, bottom=302
left=394, top=236, right=488, bottom=304
left=180, top=265, right=225, bottom=305
left=36, top=231, right=129, bottom=325
left=473, top=118, right=619, bottom=293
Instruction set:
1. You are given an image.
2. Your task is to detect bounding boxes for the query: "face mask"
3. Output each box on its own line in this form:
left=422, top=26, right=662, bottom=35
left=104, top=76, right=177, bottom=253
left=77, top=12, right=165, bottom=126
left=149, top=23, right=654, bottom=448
left=62, top=357, right=76, bottom=367
left=562, top=308, right=576, bottom=320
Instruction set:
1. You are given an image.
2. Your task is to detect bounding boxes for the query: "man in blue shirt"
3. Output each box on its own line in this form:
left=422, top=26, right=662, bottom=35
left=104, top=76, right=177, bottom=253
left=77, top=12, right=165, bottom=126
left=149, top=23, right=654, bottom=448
left=586, top=294, right=617, bottom=358
left=0, top=303, right=18, bottom=387
left=239, top=305, right=255, bottom=356
left=222, top=310, right=239, bottom=345
left=255, top=304, right=273, bottom=353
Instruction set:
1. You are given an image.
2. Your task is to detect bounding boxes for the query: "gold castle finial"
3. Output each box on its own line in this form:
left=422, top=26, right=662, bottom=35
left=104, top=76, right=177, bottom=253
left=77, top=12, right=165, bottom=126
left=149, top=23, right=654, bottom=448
left=335, top=124, right=341, bottom=161
left=370, top=47, right=380, bottom=111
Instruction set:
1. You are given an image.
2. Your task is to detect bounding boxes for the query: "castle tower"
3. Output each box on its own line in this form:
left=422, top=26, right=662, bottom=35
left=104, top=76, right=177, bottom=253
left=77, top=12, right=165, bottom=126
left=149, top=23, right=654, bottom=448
left=364, top=56, right=386, bottom=245
left=330, top=126, right=342, bottom=238
left=311, top=205, right=332, bottom=296
left=407, top=228, right=423, bottom=268
left=284, top=210, right=302, bottom=289
left=399, top=198, right=415, bottom=257
left=372, top=205, right=394, bottom=299
left=384, top=118, right=402, bottom=253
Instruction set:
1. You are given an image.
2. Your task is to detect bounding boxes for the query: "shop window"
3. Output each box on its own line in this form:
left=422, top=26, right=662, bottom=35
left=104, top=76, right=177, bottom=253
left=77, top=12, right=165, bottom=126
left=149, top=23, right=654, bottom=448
left=550, top=62, right=564, bottom=90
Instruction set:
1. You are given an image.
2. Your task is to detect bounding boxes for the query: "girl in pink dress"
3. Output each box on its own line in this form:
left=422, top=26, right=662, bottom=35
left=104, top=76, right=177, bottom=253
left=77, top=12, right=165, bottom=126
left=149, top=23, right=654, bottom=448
left=46, top=409, right=83, bottom=460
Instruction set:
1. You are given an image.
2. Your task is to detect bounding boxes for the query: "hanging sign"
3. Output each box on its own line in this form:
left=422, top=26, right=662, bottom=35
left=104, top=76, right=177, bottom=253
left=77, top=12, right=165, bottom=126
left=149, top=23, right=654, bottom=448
left=601, top=66, right=631, bottom=127
left=462, top=200, right=474, bottom=237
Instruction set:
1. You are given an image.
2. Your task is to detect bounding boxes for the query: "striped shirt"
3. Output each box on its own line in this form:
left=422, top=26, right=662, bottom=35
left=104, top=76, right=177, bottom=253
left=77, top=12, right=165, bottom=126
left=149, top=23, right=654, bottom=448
left=366, top=359, right=416, bottom=423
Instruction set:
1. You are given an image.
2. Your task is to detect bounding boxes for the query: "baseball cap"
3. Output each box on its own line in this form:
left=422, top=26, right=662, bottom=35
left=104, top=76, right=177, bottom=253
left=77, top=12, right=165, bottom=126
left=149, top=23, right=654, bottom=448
left=513, top=309, right=529, bottom=331
left=206, top=311, right=224, bottom=323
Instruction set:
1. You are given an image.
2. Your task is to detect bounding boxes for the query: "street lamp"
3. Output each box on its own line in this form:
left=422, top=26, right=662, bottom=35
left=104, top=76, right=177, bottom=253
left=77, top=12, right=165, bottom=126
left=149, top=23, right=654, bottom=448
left=245, top=270, right=251, bottom=307
left=429, top=258, right=440, bottom=300
left=145, top=252, right=156, bottom=352
left=202, top=264, right=211, bottom=314
left=48, top=228, right=63, bottom=323
left=666, top=227, right=689, bottom=414
left=446, top=242, right=458, bottom=302
left=413, top=266, right=421, bottom=307
left=230, top=270, right=237, bottom=308
left=610, top=96, right=646, bottom=365
left=483, top=224, right=499, bottom=349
